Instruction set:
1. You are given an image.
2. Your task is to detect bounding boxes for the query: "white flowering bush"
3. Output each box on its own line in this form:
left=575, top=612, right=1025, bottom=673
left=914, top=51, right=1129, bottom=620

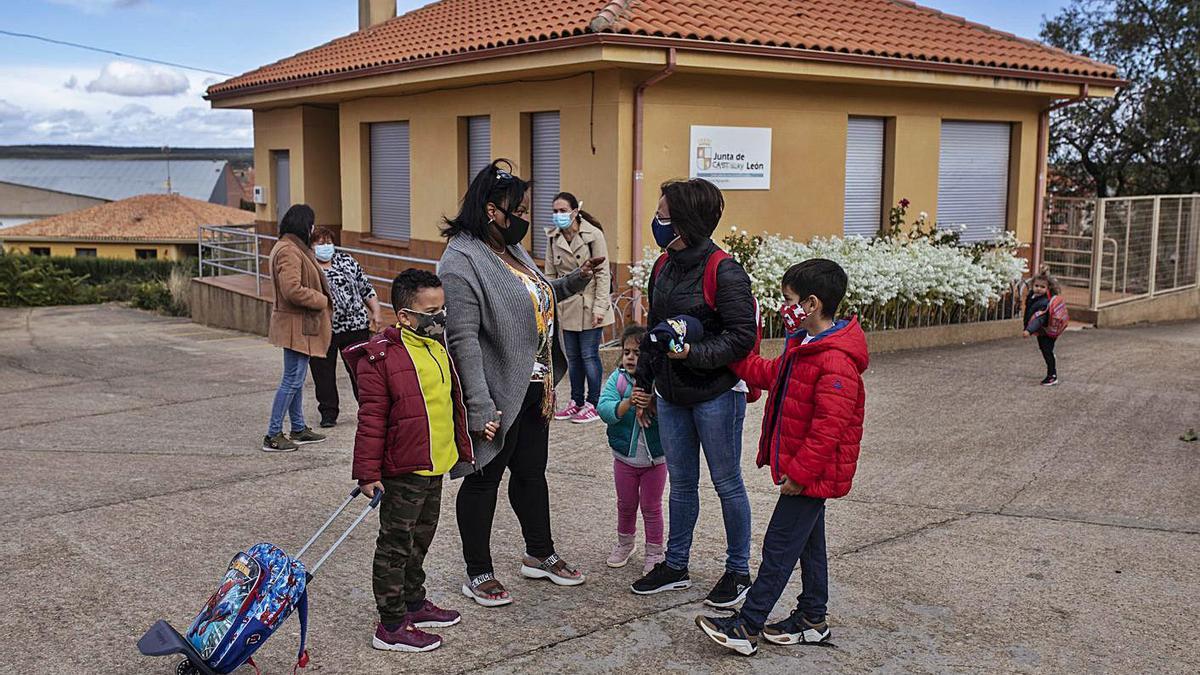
left=627, top=202, right=1028, bottom=333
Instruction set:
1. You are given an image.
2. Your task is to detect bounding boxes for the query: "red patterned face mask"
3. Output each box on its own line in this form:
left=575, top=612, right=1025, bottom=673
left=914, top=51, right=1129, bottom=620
left=780, top=302, right=808, bottom=334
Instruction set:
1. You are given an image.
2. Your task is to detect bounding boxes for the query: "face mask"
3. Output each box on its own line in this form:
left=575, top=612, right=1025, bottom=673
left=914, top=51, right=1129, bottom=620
left=652, top=216, right=677, bottom=248
left=403, top=308, right=447, bottom=339
left=313, top=243, right=335, bottom=262
left=551, top=212, right=573, bottom=229
left=780, top=301, right=809, bottom=335
left=499, top=209, right=530, bottom=246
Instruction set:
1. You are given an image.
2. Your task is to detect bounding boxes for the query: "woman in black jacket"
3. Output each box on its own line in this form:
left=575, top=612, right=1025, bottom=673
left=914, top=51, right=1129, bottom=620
left=630, top=178, right=758, bottom=607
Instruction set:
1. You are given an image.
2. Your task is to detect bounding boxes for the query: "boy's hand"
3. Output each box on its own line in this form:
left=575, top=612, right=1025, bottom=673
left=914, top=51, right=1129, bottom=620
left=780, top=477, right=804, bottom=496
left=483, top=412, right=501, bottom=441
left=360, top=481, right=384, bottom=498
left=667, top=343, right=691, bottom=360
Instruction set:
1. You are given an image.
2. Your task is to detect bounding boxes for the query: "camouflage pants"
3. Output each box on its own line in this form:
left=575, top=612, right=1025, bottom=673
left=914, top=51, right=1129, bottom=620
left=373, top=474, right=442, bottom=623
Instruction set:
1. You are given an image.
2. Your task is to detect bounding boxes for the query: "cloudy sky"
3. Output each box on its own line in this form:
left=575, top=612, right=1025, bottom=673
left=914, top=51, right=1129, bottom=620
left=0, top=0, right=1069, bottom=148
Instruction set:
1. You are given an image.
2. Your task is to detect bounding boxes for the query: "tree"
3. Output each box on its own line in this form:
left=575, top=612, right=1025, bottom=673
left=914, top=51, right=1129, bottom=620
left=1041, top=0, right=1199, bottom=196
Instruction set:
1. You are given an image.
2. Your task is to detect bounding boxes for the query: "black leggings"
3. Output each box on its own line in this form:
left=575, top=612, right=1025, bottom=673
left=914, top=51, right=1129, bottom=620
left=457, top=383, right=554, bottom=577
left=1037, top=335, right=1057, bottom=377
left=309, top=328, right=370, bottom=423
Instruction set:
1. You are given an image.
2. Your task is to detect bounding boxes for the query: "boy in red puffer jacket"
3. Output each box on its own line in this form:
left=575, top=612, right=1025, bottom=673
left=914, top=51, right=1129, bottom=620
left=345, top=269, right=494, bottom=654
left=696, top=258, right=868, bottom=656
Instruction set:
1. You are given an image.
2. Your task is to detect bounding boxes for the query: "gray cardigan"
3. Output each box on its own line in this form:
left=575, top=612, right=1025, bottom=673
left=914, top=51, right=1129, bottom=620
left=438, top=233, right=589, bottom=477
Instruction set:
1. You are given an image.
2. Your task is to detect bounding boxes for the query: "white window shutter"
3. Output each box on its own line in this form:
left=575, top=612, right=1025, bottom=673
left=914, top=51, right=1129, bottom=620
left=937, top=121, right=1011, bottom=243
left=843, top=117, right=885, bottom=238
left=530, top=112, right=560, bottom=259
left=370, top=122, right=411, bottom=241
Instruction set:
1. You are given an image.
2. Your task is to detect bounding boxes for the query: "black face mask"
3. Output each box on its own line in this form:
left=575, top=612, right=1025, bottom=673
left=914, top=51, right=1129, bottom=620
left=403, top=308, right=447, bottom=339
left=499, top=209, right=530, bottom=246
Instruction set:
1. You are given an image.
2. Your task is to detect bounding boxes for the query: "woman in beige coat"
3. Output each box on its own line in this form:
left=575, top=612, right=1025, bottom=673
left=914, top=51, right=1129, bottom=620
left=544, top=191, right=614, bottom=424
left=262, top=204, right=334, bottom=452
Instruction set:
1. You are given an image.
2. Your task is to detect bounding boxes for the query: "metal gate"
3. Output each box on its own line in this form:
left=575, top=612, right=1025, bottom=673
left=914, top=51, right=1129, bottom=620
left=1042, top=194, right=1200, bottom=310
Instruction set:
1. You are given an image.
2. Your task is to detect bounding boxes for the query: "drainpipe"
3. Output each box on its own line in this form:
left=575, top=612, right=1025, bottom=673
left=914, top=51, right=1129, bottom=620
left=631, top=47, right=677, bottom=322
left=1033, top=83, right=1089, bottom=273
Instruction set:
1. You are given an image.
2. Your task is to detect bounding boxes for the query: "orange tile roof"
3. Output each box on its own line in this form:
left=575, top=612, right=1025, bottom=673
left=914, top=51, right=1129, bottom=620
left=0, top=193, right=254, bottom=242
left=208, top=0, right=1118, bottom=98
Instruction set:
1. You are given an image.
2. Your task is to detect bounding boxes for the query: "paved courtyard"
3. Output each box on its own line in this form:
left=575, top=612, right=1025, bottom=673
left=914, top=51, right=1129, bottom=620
left=0, top=304, right=1197, bottom=674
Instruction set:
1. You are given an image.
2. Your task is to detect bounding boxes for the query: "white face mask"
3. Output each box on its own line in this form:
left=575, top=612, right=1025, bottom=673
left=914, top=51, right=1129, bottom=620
left=313, top=243, right=335, bottom=261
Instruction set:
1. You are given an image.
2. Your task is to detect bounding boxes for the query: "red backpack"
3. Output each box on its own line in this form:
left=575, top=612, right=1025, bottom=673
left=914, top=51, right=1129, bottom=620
left=1043, top=295, right=1070, bottom=338
left=650, top=249, right=764, bottom=403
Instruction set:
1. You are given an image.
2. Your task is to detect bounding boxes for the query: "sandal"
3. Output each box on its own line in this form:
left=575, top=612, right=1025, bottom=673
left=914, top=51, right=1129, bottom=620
left=520, top=553, right=585, bottom=586
left=461, top=572, right=512, bottom=607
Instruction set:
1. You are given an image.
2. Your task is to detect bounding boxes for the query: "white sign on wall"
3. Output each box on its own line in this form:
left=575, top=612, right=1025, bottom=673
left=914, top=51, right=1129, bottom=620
left=689, top=125, right=772, bottom=190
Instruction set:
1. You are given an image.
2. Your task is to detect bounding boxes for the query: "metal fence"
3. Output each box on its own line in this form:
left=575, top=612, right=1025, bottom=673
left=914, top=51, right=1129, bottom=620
left=197, top=224, right=438, bottom=310
left=1042, top=194, right=1199, bottom=310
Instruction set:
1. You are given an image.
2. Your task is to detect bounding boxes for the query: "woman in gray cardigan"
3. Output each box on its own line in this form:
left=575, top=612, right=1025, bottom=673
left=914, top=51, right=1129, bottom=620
left=438, top=160, right=605, bottom=607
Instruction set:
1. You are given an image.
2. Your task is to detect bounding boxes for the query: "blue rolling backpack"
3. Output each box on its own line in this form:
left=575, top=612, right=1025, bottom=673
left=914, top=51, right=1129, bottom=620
left=137, top=486, right=381, bottom=674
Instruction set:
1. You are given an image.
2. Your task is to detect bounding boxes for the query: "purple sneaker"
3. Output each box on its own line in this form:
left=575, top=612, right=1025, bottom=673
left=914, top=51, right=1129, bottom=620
left=371, top=619, right=442, bottom=653
left=407, top=599, right=461, bottom=628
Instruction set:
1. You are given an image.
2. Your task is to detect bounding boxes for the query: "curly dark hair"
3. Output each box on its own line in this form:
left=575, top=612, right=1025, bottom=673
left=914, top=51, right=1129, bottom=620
left=391, top=268, right=442, bottom=310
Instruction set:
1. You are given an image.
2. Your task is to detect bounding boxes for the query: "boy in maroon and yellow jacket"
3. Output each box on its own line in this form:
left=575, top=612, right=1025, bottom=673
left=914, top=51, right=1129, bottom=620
left=697, top=258, right=868, bottom=656
left=346, top=269, right=494, bottom=654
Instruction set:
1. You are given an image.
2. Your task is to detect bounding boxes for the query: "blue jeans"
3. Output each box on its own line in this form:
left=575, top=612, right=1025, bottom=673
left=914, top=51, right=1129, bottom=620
left=267, top=348, right=309, bottom=436
left=739, top=494, right=828, bottom=633
left=563, top=328, right=603, bottom=406
left=657, top=389, right=751, bottom=574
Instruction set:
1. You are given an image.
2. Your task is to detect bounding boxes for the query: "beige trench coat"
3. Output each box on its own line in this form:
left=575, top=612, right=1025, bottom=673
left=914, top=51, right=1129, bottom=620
left=267, top=233, right=333, bottom=357
left=544, top=222, right=614, bottom=332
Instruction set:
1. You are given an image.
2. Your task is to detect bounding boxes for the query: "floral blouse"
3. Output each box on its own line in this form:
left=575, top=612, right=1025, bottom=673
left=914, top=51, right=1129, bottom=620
left=321, top=252, right=375, bottom=334
left=506, top=261, right=555, bottom=382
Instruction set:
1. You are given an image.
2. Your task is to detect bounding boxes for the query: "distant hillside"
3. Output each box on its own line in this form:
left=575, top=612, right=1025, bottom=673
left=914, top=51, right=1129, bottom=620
left=0, top=145, right=253, bottom=169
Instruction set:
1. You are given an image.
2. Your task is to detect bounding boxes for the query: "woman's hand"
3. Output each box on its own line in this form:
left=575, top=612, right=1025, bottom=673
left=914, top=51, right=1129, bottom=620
left=592, top=313, right=605, bottom=328
left=483, top=412, right=501, bottom=441
left=667, top=343, right=691, bottom=360
left=1022, top=330, right=1031, bottom=338
left=578, top=256, right=606, bottom=280
left=630, top=388, right=651, bottom=409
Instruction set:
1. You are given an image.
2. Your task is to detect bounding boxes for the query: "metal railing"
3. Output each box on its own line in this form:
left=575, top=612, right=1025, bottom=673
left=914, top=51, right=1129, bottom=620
left=197, top=224, right=438, bottom=310
left=1043, top=194, right=1200, bottom=310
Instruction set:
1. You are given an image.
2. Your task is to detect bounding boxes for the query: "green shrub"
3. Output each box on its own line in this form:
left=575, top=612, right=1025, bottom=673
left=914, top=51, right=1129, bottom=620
left=0, top=252, right=197, bottom=309
left=0, top=253, right=91, bottom=306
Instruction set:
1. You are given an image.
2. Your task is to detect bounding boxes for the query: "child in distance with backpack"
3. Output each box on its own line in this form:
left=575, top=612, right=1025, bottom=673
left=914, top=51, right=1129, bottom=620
left=1023, top=272, right=1067, bottom=386
left=695, top=258, right=868, bottom=657
left=346, top=269, right=498, bottom=653
left=596, top=324, right=668, bottom=574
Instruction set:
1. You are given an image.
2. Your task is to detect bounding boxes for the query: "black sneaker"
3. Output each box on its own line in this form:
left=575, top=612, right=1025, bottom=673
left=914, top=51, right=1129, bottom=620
left=704, top=571, right=752, bottom=608
left=261, top=433, right=298, bottom=453
left=319, top=418, right=337, bottom=428
left=290, top=427, right=327, bottom=444
left=762, top=612, right=831, bottom=645
left=1040, top=375, right=1059, bottom=386
left=696, top=613, right=758, bottom=656
left=631, top=562, right=691, bottom=595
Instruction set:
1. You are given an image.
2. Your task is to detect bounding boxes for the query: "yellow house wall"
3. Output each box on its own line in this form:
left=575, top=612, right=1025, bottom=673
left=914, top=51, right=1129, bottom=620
left=337, top=70, right=624, bottom=256
left=252, top=106, right=342, bottom=227
left=0, top=240, right=189, bottom=260
left=637, top=73, right=1046, bottom=249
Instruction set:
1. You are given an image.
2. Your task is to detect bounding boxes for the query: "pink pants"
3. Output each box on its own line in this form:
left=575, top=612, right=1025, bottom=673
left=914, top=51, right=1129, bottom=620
left=613, top=459, right=668, bottom=545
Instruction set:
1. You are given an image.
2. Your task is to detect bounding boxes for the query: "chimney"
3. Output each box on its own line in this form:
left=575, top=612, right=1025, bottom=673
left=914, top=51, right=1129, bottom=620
left=359, top=0, right=396, bottom=30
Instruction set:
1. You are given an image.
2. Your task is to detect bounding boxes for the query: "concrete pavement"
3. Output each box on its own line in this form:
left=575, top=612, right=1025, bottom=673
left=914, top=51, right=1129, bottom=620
left=0, top=304, right=1197, bottom=674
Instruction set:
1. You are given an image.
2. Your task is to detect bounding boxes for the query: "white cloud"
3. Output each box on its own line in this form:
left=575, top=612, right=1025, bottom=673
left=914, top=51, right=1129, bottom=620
left=86, top=61, right=190, bottom=97
left=47, top=0, right=148, bottom=13
left=64, top=75, right=80, bottom=90
left=0, top=66, right=252, bottom=146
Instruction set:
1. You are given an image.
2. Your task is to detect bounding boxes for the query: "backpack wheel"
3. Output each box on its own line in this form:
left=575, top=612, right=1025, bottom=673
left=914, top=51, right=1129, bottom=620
left=175, top=659, right=199, bottom=675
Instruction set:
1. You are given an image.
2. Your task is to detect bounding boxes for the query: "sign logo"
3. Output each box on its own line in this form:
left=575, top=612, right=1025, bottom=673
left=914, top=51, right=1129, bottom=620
left=695, top=139, right=712, bottom=171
